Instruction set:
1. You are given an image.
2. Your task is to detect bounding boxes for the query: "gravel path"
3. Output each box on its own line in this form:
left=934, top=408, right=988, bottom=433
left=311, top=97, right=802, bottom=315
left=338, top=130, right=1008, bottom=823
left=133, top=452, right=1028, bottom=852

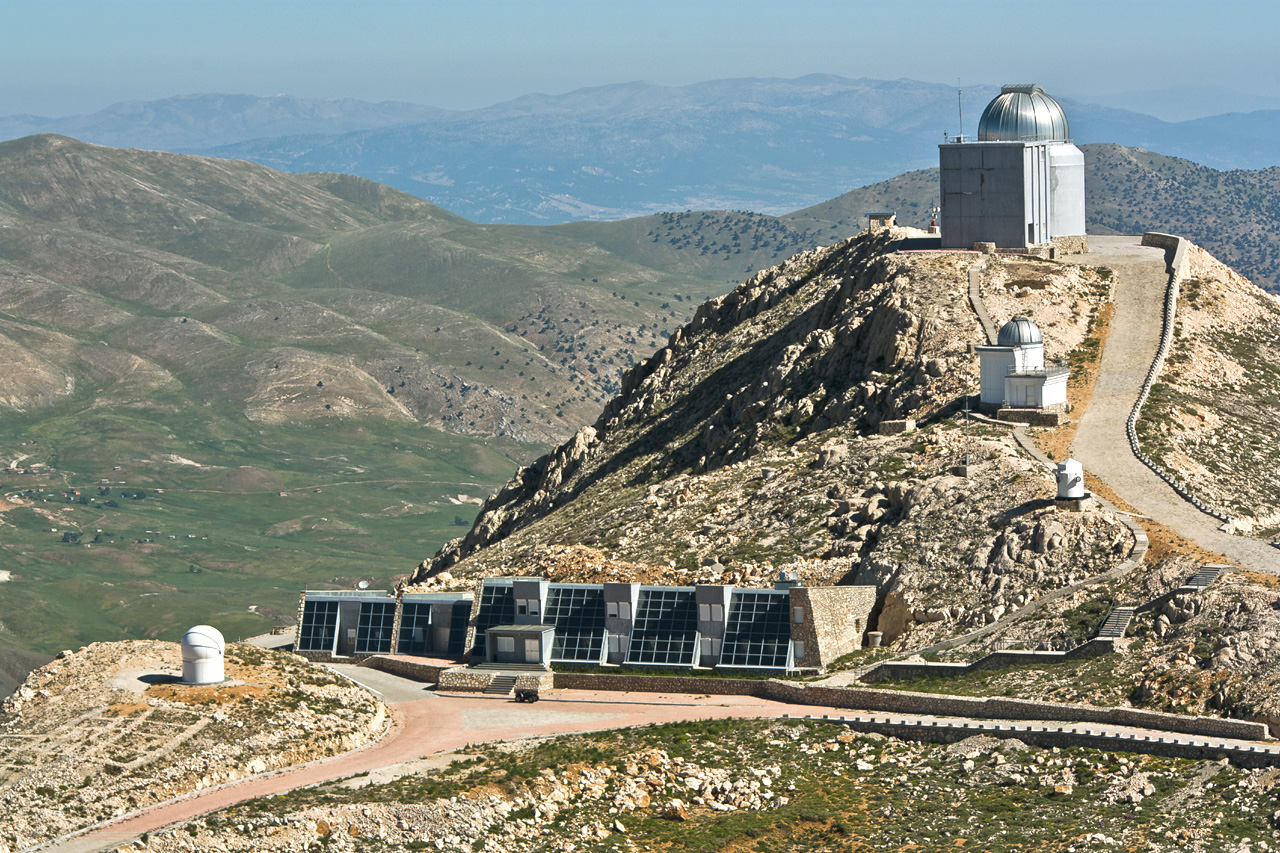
left=1071, top=236, right=1279, bottom=573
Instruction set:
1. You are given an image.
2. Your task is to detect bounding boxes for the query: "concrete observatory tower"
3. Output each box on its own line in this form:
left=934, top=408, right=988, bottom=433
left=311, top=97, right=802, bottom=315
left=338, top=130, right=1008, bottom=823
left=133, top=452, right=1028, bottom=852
left=181, top=625, right=226, bottom=684
left=939, top=85, right=1086, bottom=250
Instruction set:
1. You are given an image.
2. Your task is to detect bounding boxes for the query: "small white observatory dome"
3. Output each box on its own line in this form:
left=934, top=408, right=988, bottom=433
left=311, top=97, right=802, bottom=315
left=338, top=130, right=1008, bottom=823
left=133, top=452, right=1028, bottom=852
left=997, top=317, right=1044, bottom=347
left=1056, top=458, right=1086, bottom=500
left=181, top=624, right=225, bottom=685
left=978, top=85, right=1070, bottom=143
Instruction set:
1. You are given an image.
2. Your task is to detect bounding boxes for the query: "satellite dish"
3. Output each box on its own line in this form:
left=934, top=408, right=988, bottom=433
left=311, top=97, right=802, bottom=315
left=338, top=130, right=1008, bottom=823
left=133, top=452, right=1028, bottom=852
left=357, top=580, right=369, bottom=590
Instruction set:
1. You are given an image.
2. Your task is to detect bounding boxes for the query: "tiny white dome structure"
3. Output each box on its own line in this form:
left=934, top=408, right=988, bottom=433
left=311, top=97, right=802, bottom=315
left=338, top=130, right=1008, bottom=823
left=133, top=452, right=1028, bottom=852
left=181, top=625, right=225, bottom=685
left=1056, top=459, right=1086, bottom=499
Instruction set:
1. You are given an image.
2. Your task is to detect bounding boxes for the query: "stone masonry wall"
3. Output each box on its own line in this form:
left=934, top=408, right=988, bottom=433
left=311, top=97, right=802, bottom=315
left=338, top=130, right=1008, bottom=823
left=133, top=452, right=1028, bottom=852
left=549, top=672, right=1268, bottom=741
left=790, top=586, right=876, bottom=668
left=1051, top=235, right=1089, bottom=256
left=438, top=668, right=494, bottom=692
left=361, top=656, right=450, bottom=683
left=864, top=639, right=1116, bottom=682
left=804, top=716, right=1278, bottom=768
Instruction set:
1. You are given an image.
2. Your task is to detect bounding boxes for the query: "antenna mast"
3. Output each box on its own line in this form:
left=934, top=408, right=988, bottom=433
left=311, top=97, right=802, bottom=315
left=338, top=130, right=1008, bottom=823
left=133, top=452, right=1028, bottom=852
left=957, top=80, right=964, bottom=141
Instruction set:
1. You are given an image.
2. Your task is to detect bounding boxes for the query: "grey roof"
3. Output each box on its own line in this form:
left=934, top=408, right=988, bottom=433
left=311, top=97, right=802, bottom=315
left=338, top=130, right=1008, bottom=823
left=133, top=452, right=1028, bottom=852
left=978, top=85, right=1070, bottom=142
left=997, top=316, right=1044, bottom=346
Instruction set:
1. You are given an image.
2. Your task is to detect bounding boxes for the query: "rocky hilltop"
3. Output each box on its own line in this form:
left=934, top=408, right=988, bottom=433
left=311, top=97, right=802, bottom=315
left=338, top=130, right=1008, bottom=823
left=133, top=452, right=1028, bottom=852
left=1138, top=244, right=1280, bottom=533
left=0, top=641, right=385, bottom=851
left=411, top=230, right=1143, bottom=648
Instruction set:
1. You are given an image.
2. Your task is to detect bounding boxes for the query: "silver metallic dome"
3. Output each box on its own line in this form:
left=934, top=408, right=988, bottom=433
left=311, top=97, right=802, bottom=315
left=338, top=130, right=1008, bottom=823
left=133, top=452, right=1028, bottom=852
left=978, top=85, right=1070, bottom=142
left=997, top=317, right=1043, bottom=346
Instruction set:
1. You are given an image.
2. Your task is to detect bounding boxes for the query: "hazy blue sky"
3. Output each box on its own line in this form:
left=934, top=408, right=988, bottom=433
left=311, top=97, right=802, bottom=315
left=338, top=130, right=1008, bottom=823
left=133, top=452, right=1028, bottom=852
left=4, top=0, right=1277, bottom=120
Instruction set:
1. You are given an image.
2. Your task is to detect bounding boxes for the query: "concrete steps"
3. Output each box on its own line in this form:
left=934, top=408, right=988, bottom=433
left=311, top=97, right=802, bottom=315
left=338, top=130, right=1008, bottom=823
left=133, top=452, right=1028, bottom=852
left=483, top=675, right=519, bottom=696
left=1096, top=607, right=1136, bottom=640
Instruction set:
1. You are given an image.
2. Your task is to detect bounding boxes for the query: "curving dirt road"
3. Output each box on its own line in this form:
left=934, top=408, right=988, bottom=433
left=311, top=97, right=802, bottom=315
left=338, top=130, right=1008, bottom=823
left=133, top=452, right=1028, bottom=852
left=1071, top=236, right=1279, bottom=573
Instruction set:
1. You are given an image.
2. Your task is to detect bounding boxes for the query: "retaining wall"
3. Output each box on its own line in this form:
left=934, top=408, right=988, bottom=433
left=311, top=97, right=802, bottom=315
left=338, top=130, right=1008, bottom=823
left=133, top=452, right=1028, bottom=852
left=549, top=671, right=1268, bottom=741
left=799, top=714, right=1280, bottom=768
left=438, top=668, right=493, bottom=692
left=1130, top=233, right=1228, bottom=522
left=292, top=650, right=375, bottom=664
left=361, top=656, right=450, bottom=683
left=864, top=639, right=1115, bottom=682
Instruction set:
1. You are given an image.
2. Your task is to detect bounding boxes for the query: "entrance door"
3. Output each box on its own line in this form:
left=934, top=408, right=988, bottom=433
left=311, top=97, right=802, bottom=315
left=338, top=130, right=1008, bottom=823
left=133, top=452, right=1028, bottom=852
left=524, top=638, right=541, bottom=663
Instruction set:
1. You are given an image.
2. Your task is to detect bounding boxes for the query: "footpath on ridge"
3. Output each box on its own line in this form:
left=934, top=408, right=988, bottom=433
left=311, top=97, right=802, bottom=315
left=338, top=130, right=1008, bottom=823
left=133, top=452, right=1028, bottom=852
left=1071, top=236, right=1279, bottom=573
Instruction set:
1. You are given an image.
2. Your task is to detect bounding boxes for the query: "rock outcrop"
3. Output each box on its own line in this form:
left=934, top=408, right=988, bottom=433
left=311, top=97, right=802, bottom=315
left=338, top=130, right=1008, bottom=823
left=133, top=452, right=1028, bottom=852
left=0, top=641, right=386, bottom=850
left=408, top=229, right=1130, bottom=649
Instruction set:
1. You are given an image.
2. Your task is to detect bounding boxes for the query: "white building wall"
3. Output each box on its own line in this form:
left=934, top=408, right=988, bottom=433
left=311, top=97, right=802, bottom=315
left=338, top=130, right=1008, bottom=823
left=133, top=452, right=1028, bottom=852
left=977, top=347, right=1017, bottom=405
left=1023, top=144, right=1051, bottom=246
left=1049, top=143, right=1087, bottom=238
left=1041, top=371, right=1069, bottom=408
left=1014, top=342, right=1045, bottom=372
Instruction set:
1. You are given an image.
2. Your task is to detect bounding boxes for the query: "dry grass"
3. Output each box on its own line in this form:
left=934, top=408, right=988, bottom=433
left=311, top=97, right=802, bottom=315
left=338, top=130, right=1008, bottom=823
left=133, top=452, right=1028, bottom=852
left=1084, top=472, right=1232, bottom=566
left=1034, top=301, right=1113, bottom=462
left=146, top=682, right=269, bottom=705
left=1037, top=299, right=1234, bottom=568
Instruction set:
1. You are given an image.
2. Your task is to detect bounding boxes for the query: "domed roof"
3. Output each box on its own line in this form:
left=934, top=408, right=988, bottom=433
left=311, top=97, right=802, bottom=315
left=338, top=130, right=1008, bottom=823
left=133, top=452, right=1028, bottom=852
left=997, top=317, right=1043, bottom=346
left=978, top=85, right=1070, bottom=142
left=181, top=625, right=225, bottom=656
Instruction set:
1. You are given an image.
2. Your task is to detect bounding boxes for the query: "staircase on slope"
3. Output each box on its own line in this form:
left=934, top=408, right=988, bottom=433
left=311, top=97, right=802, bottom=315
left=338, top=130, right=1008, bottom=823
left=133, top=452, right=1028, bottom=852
left=1182, top=564, right=1227, bottom=592
left=1096, top=607, right=1137, bottom=640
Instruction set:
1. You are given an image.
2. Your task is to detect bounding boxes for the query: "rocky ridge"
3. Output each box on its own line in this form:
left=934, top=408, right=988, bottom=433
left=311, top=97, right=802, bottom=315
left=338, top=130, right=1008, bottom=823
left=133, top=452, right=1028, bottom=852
left=410, top=230, right=1134, bottom=648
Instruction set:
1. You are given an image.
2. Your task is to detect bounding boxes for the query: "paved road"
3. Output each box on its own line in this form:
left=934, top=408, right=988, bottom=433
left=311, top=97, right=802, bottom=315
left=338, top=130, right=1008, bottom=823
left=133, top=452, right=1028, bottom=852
left=35, top=680, right=859, bottom=853
left=37, top=664, right=1280, bottom=853
left=1071, top=236, right=1279, bottom=572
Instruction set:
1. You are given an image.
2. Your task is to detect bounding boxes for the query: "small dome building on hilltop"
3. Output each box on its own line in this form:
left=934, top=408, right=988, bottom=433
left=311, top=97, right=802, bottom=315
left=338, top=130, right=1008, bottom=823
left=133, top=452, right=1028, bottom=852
left=180, top=624, right=226, bottom=684
left=939, top=84, right=1086, bottom=251
left=976, top=316, right=1069, bottom=415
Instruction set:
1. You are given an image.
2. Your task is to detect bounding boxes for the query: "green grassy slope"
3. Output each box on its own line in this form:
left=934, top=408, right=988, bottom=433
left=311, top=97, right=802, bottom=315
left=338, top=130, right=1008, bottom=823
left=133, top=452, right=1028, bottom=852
left=0, top=133, right=1273, bottom=659
left=0, top=136, right=765, bottom=655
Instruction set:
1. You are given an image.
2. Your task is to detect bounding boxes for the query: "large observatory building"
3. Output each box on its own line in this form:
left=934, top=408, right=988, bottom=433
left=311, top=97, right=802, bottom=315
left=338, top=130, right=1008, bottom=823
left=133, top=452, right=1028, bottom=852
left=939, top=85, right=1086, bottom=250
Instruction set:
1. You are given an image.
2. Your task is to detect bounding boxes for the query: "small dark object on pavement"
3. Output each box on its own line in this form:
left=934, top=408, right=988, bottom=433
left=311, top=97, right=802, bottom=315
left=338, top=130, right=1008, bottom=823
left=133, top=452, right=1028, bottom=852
left=515, top=689, right=540, bottom=703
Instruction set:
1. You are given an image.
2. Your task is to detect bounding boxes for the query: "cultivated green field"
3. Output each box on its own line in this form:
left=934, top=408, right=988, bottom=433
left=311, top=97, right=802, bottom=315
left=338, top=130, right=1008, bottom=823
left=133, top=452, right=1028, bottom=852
left=0, top=405, right=535, bottom=653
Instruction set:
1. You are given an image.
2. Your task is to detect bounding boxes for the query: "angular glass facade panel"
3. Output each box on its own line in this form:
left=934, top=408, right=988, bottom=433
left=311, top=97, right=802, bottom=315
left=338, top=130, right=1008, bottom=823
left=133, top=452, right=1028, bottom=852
left=355, top=600, right=396, bottom=654
left=397, top=602, right=432, bottom=655
left=447, top=601, right=471, bottom=656
left=721, top=591, right=790, bottom=668
left=626, top=588, right=698, bottom=665
left=472, top=582, right=515, bottom=657
left=544, top=585, right=606, bottom=662
left=298, top=599, right=339, bottom=652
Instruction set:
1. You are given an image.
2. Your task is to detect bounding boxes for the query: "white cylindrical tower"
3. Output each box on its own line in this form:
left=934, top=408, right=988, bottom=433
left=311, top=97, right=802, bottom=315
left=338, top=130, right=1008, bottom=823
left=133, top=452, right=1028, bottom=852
left=181, top=625, right=226, bottom=684
left=1056, top=459, right=1086, bottom=499
left=1049, top=143, right=1087, bottom=238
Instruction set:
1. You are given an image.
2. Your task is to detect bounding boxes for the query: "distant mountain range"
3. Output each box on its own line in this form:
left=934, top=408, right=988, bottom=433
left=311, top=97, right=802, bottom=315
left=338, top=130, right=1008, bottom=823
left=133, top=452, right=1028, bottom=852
left=0, top=77, right=1274, bottom=226
left=0, top=93, right=445, bottom=150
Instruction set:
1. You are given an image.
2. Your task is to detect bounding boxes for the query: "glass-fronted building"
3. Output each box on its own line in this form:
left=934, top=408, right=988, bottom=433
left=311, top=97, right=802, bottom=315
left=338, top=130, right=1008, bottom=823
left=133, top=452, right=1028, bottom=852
left=295, top=574, right=876, bottom=672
